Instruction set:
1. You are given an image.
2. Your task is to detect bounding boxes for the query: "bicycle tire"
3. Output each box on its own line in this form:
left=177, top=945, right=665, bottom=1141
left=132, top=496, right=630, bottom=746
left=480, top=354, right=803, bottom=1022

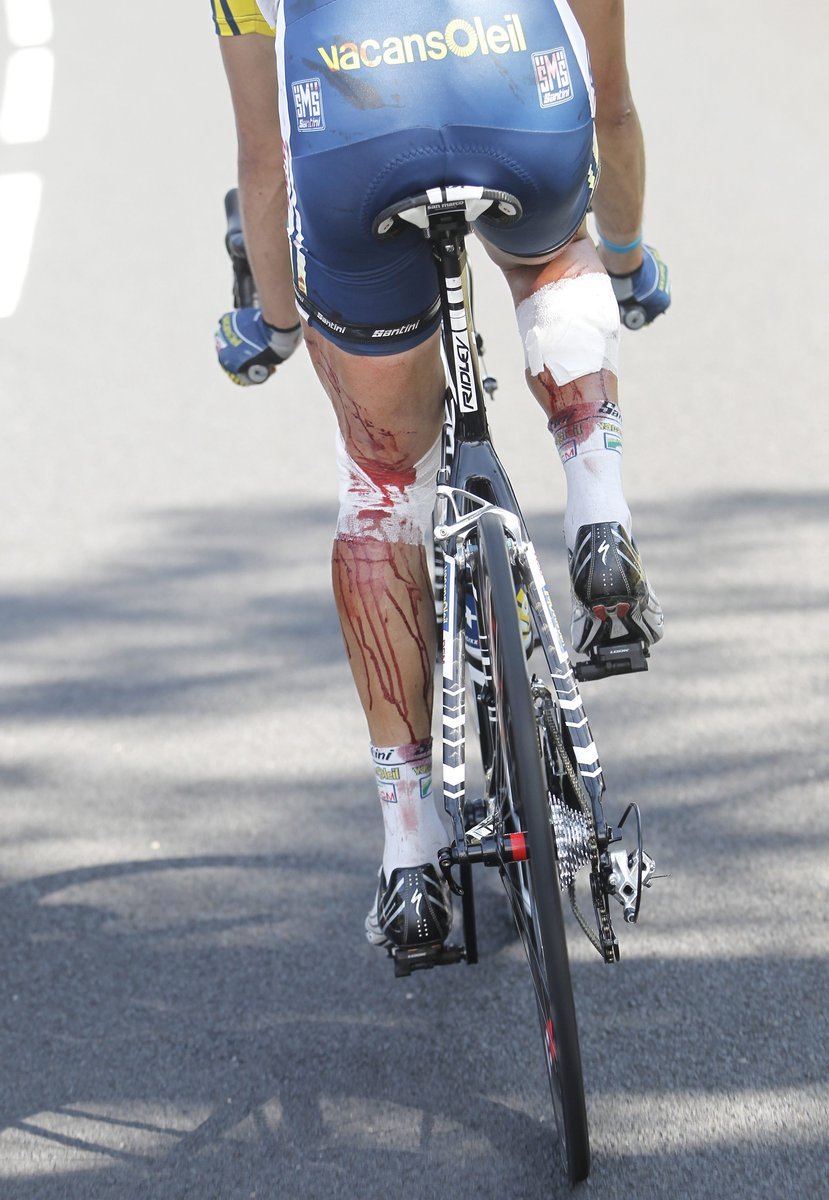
left=475, top=511, right=590, bottom=1183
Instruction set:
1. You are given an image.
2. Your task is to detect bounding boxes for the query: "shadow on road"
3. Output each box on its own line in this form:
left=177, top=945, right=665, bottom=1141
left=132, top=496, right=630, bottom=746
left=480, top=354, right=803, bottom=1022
left=0, top=486, right=826, bottom=1196
left=1, top=485, right=825, bottom=723
left=0, top=500, right=343, bottom=723
left=0, top=850, right=825, bottom=1199
left=0, top=850, right=563, bottom=1199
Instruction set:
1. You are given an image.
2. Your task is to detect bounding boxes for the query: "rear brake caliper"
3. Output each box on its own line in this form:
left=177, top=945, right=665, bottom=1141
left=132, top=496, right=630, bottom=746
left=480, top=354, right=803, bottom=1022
left=605, top=803, right=655, bottom=923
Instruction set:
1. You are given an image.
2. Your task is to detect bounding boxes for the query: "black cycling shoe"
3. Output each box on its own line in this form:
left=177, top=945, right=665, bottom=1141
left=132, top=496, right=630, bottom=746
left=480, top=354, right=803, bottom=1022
left=365, top=863, right=453, bottom=949
left=569, top=521, right=664, bottom=655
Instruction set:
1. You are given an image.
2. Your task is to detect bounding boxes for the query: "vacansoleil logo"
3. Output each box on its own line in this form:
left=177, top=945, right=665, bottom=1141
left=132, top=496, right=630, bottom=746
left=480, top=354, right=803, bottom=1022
left=317, top=13, right=527, bottom=72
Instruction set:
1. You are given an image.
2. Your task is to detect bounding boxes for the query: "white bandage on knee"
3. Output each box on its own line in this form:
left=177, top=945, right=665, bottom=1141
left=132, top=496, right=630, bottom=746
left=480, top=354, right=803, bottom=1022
left=516, top=272, right=620, bottom=386
left=335, top=429, right=441, bottom=545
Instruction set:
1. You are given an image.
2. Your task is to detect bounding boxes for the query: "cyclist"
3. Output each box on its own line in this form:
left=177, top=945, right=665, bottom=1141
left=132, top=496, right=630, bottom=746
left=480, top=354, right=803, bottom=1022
left=213, top=0, right=671, bottom=384
left=211, top=0, right=664, bottom=951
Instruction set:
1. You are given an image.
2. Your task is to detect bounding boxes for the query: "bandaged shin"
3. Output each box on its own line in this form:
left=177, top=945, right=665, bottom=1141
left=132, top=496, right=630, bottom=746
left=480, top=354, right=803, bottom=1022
left=335, top=429, right=441, bottom=544
left=516, top=272, right=620, bottom=386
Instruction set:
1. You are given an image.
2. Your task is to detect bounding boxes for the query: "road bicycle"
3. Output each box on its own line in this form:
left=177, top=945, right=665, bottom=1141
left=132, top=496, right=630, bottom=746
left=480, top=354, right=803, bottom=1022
left=223, top=185, right=656, bottom=1185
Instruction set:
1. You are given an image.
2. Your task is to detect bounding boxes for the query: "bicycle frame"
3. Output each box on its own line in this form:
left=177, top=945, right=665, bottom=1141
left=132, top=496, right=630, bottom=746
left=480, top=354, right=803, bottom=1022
left=430, top=212, right=605, bottom=827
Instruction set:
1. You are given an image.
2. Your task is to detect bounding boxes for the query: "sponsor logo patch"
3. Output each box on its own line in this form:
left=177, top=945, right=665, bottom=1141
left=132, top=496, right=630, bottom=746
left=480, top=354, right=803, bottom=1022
left=294, top=248, right=307, bottom=296
left=454, top=329, right=477, bottom=412
left=604, top=432, right=622, bottom=453
left=599, top=398, right=622, bottom=421
left=375, top=765, right=401, bottom=782
left=532, top=47, right=573, bottom=108
left=317, top=14, right=527, bottom=72
left=372, top=321, right=421, bottom=337
left=378, top=783, right=398, bottom=804
left=292, top=77, right=325, bottom=132
left=559, top=438, right=577, bottom=462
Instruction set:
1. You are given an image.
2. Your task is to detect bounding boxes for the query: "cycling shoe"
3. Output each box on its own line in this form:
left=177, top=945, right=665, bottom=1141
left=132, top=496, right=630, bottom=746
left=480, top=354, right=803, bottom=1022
left=569, top=521, right=664, bottom=655
left=365, top=863, right=452, bottom=949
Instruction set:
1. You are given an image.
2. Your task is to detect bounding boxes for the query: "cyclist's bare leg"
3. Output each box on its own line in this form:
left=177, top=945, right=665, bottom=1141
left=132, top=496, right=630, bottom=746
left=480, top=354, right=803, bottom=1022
left=304, top=326, right=445, bottom=748
left=486, top=226, right=663, bottom=649
left=219, top=33, right=298, bottom=329
left=569, top=0, right=645, bottom=276
left=487, top=227, right=619, bottom=430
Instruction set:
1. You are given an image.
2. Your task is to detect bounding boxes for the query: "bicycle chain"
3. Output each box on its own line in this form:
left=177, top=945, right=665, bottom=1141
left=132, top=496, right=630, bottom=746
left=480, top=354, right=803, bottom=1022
left=541, top=699, right=617, bottom=962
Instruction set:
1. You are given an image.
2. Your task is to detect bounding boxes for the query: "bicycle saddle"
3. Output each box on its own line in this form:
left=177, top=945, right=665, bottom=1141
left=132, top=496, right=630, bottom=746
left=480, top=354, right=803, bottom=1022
left=372, top=184, right=523, bottom=240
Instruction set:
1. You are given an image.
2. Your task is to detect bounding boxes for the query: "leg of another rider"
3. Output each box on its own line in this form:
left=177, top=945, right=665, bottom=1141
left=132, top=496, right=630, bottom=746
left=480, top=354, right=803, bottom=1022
left=304, top=327, right=451, bottom=886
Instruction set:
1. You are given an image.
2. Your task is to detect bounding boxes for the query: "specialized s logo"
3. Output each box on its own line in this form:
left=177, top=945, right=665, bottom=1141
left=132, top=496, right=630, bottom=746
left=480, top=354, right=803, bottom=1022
left=317, top=14, right=527, bottom=71
left=292, top=77, right=325, bottom=131
left=532, top=47, right=573, bottom=107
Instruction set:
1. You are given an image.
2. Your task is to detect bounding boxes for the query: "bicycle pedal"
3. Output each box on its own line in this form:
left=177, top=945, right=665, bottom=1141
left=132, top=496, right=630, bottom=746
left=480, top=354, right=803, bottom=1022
left=574, top=640, right=649, bottom=682
left=391, top=943, right=465, bottom=978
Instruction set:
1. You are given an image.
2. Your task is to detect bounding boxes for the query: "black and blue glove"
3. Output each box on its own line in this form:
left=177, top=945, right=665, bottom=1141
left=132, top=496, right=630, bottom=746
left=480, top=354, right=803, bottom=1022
left=608, top=245, right=671, bottom=330
left=215, top=307, right=302, bottom=385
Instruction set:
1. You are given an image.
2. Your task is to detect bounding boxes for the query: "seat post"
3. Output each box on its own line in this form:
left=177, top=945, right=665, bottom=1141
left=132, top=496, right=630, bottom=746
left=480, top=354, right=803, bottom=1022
left=372, top=186, right=521, bottom=442
left=426, top=209, right=490, bottom=443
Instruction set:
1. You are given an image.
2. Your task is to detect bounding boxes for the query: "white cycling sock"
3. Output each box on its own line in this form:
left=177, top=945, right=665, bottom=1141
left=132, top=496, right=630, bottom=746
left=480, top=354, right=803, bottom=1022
left=372, top=739, right=447, bottom=878
left=550, top=397, right=631, bottom=550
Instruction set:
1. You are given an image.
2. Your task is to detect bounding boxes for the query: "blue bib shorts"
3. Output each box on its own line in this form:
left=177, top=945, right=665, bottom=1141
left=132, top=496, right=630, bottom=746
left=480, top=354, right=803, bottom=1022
left=274, top=0, right=597, bottom=353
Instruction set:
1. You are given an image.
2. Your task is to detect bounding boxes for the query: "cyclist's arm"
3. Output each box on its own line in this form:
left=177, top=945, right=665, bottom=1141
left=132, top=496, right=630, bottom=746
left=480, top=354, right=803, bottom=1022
left=568, top=0, right=646, bottom=276
left=218, top=31, right=298, bottom=329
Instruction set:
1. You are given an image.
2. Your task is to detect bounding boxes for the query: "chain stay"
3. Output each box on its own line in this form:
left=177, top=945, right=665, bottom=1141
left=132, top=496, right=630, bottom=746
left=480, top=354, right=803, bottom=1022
left=540, top=697, right=619, bottom=962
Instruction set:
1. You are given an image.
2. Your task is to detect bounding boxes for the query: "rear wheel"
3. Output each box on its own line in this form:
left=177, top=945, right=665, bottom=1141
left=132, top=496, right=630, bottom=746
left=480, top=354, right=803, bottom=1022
left=475, top=511, right=590, bottom=1183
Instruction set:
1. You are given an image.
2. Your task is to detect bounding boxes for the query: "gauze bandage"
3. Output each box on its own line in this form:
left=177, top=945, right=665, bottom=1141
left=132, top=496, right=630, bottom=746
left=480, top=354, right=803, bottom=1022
left=335, top=429, right=441, bottom=545
left=516, top=272, right=620, bottom=386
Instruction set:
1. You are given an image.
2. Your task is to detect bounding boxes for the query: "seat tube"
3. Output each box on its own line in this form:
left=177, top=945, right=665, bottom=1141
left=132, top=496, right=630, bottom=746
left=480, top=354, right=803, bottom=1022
left=431, top=223, right=490, bottom=443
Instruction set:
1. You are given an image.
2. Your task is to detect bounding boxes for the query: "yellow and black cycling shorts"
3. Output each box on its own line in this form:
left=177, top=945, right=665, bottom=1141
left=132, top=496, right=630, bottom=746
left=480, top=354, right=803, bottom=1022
left=211, top=0, right=274, bottom=37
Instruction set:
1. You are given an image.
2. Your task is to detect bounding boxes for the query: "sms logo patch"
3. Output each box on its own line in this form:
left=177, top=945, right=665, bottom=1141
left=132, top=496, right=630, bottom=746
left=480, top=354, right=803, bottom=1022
left=532, top=47, right=572, bottom=108
left=292, top=77, right=325, bottom=132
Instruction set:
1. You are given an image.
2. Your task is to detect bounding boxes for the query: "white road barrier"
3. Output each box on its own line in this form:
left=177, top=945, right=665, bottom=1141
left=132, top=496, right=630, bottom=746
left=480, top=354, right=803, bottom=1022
left=0, top=47, right=54, bottom=143
left=0, top=173, right=42, bottom=318
left=1, top=0, right=53, bottom=316
left=5, top=0, right=53, bottom=46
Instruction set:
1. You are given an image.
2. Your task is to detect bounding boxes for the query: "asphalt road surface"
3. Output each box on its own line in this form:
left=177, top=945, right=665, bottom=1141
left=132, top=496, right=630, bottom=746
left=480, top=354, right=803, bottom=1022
left=1, top=1, right=827, bottom=1196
